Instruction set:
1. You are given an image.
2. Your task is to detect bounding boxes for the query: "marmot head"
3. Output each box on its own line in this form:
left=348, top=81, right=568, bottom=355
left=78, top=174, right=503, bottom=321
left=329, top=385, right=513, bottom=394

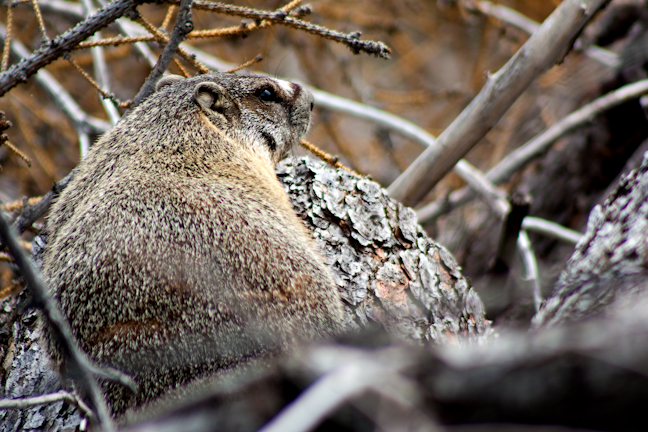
left=131, top=72, right=315, bottom=166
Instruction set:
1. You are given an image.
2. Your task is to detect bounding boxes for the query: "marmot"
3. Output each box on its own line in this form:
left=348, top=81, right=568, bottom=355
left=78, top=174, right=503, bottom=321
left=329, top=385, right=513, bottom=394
left=40, top=73, right=344, bottom=419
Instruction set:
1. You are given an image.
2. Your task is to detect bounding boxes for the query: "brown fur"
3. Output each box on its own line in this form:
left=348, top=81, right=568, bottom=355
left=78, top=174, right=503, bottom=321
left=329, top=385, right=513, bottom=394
left=40, top=73, right=344, bottom=419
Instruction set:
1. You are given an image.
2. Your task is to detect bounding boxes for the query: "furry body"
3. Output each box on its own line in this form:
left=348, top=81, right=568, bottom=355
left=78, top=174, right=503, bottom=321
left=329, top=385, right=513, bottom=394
left=40, top=73, right=344, bottom=417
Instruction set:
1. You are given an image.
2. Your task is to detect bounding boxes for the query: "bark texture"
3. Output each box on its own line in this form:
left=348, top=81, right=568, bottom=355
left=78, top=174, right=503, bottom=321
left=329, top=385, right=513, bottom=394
left=0, top=156, right=491, bottom=431
left=533, top=151, right=648, bottom=328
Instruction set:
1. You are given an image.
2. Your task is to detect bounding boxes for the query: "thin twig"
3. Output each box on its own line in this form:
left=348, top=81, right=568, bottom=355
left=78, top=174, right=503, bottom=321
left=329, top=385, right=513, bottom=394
left=299, top=139, right=360, bottom=176
left=32, top=0, right=49, bottom=42
left=387, top=0, right=608, bottom=207
left=2, top=140, right=32, bottom=166
left=0, top=0, right=154, bottom=97
left=132, top=0, right=196, bottom=107
left=224, top=54, right=263, bottom=73
left=1, top=3, right=13, bottom=72
left=134, top=13, right=209, bottom=74
left=0, top=390, right=74, bottom=409
left=417, top=78, right=648, bottom=224
left=0, top=24, right=111, bottom=134
left=173, top=57, right=191, bottom=77
left=171, top=0, right=391, bottom=59
left=454, top=160, right=510, bottom=218
left=517, top=230, right=542, bottom=312
left=78, top=129, right=91, bottom=159
left=81, top=0, right=120, bottom=125
left=161, top=4, right=176, bottom=30
left=521, top=216, right=583, bottom=245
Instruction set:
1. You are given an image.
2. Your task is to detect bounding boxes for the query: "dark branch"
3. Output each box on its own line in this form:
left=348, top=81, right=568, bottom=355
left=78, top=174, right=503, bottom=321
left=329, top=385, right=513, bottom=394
left=13, top=171, right=74, bottom=235
left=132, top=0, right=194, bottom=107
left=0, top=0, right=153, bottom=97
left=170, top=0, right=392, bottom=59
left=0, top=212, right=137, bottom=430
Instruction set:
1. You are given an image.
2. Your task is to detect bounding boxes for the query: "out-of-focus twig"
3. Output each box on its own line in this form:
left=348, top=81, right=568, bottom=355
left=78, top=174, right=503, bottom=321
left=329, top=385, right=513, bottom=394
left=388, top=0, right=608, bottom=207
left=0, top=212, right=122, bottom=431
left=417, top=78, right=648, bottom=223
left=81, top=0, right=120, bottom=125
left=517, top=230, right=542, bottom=312
left=522, top=216, right=583, bottom=245
left=454, top=160, right=510, bottom=218
left=465, top=0, right=620, bottom=68
left=1, top=2, right=13, bottom=72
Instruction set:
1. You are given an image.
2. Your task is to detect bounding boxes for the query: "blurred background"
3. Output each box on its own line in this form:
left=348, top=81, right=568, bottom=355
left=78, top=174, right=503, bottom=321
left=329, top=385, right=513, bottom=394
left=1, top=0, right=647, bottom=327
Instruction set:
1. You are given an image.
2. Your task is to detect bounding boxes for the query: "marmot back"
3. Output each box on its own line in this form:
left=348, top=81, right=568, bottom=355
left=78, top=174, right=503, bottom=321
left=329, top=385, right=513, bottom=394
left=40, top=73, right=344, bottom=419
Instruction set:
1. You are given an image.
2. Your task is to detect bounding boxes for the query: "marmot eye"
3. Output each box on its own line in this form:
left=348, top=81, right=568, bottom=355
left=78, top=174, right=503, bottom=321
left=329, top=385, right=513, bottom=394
left=257, top=87, right=278, bottom=102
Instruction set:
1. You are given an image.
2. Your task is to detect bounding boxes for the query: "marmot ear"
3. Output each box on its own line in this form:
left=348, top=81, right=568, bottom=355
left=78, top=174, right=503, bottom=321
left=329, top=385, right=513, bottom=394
left=156, top=75, right=184, bottom=92
left=194, top=82, right=227, bottom=113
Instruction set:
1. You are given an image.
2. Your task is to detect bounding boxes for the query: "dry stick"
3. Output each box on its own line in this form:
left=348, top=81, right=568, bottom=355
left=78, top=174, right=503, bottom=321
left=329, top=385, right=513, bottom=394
left=467, top=0, right=619, bottom=69
left=132, top=0, right=195, bottom=107
left=80, top=0, right=120, bottom=125
left=32, top=0, right=48, bottom=41
left=0, top=0, right=155, bottom=97
left=172, top=0, right=391, bottom=59
left=0, top=213, right=123, bottom=432
left=134, top=14, right=209, bottom=74
left=387, top=0, right=608, bottom=207
left=299, top=140, right=360, bottom=176
left=173, top=58, right=191, bottom=78
left=1, top=3, right=13, bottom=72
left=0, top=24, right=111, bottom=134
left=2, top=140, right=32, bottom=166
left=161, top=4, right=176, bottom=30
left=0, top=389, right=94, bottom=420
left=417, top=78, right=648, bottom=224
left=94, top=0, right=159, bottom=68
left=225, top=54, right=263, bottom=73
left=517, top=230, right=542, bottom=312
left=522, top=216, right=583, bottom=245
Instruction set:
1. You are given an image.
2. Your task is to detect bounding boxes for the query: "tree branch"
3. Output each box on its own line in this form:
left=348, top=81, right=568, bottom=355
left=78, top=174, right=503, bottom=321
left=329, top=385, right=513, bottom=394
left=132, top=0, right=194, bottom=107
left=387, top=0, right=608, bottom=207
left=0, top=0, right=153, bottom=97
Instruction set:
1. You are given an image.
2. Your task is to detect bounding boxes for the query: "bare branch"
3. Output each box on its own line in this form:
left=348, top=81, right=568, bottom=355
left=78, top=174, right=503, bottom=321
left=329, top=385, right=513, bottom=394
left=0, top=390, right=74, bottom=410
left=0, top=212, right=118, bottom=430
left=466, top=0, right=619, bottom=68
left=0, top=26, right=114, bottom=134
left=454, top=160, right=510, bottom=218
left=81, top=0, right=120, bottom=125
left=417, top=78, right=648, bottom=224
left=517, top=230, right=542, bottom=312
left=387, top=0, right=608, bottom=207
left=169, top=0, right=391, bottom=59
left=132, top=0, right=194, bottom=107
left=522, top=216, right=583, bottom=245
left=0, top=0, right=153, bottom=97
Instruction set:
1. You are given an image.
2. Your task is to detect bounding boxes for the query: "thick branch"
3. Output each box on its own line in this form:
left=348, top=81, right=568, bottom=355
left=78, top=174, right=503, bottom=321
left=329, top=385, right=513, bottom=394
left=387, top=0, right=608, bottom=206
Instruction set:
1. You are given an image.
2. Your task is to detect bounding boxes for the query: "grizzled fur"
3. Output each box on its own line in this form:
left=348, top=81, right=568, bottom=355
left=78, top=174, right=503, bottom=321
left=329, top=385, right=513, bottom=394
left=40, top=73, right=344, bottom=420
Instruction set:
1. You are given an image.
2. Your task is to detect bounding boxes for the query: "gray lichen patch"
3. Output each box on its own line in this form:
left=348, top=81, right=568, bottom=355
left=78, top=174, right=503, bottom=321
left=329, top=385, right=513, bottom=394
left=277, top=157, right=491, bottom=345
